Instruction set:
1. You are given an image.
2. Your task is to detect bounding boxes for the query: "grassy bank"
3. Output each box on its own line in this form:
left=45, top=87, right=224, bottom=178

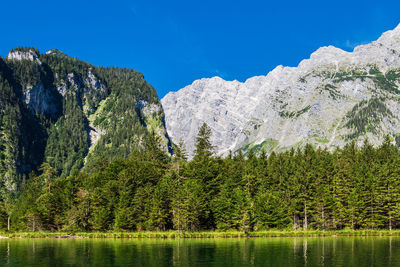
left=2, top=230, right=400, bottom=239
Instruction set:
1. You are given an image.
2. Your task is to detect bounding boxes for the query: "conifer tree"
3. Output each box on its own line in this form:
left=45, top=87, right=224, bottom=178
left=193, top=122, right=214, bottom=160
left=174, top=139, right=188, bottom=162
left=144, top=130, right=168, bottom=167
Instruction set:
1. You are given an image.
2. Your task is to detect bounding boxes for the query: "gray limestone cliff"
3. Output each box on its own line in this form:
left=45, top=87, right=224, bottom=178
left=162, top=23, right=400, bottom=158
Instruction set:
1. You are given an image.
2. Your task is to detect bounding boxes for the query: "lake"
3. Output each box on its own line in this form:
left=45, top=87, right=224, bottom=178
left=0, top=237, right=399, bottom=266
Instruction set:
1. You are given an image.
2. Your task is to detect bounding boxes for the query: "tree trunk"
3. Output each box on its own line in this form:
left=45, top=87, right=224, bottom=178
left=293, top=214, right=298, bottom=230
left=303, top=202, right=308, bottom=230
left=7, top=216, right=10, bottom=231
left=389, top=217, right=392, bottom=231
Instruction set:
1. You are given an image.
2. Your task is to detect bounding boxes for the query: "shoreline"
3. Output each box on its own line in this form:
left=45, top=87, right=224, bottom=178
left=1, top=230, right=400, bottom=239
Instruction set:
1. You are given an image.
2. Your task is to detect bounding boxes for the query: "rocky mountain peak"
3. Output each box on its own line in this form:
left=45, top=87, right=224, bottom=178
left=310, top=45, right=348, bottom=59
left=162, top=23, right=400, bottom=158
left=7, top=48, right=41, bottom=64
left=45, top=48, right=65, bottom=56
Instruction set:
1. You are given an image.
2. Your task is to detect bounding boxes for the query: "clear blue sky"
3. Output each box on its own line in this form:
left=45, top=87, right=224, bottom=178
left=1, top=0, right=399, bottom=98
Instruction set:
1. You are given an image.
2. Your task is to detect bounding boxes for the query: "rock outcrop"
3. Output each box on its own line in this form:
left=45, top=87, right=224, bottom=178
left=7, top=49, right=42, bottom=64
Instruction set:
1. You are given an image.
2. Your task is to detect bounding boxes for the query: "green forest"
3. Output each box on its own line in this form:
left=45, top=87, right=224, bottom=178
left=2, top=122, right=400, bottom=233
left=0, top=47, right=169, bottom=197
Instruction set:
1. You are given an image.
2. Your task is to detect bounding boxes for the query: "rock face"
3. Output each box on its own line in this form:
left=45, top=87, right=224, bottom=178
left=7, top=49, right=42, bottom=64
left=162, top=23, right=400, bottom=158
left=23, top=83, right=58, bottom=115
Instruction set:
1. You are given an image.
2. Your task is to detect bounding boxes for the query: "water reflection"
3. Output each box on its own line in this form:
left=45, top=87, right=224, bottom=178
left=0, top=237, right=398, bottom=266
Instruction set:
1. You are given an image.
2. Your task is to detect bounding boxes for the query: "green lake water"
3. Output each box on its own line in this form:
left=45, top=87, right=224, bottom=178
left=0, top=237, right=399, bottom=266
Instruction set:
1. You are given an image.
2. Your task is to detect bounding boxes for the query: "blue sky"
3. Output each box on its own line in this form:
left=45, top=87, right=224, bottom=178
left=1, top=0, right=400, bottom=97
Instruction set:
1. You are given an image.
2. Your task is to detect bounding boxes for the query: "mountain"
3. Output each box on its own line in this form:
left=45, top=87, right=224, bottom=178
left=0, top=47, right=171, bottom=192
left=162, top=23, right=400, bottom=158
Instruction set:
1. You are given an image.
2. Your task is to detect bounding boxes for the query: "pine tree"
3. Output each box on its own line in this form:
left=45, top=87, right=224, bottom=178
left=254, top=191, right=290, bottom=229
left=144, top=130, right=169, bottom=167
left=193, top=122, right=214, bottom=161
left=171, top=178, right=207, bottom=231
left=174, top=139, right=188, bottom=162
left=377, top=137, right=400, bottom=230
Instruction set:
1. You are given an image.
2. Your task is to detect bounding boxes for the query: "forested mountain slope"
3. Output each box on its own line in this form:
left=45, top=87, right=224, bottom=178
left=0, top=47, right=171, bottom=195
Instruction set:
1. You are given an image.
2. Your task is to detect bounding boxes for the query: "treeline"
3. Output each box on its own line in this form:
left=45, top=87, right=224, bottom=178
left=3, top=123, right=400, bottom=232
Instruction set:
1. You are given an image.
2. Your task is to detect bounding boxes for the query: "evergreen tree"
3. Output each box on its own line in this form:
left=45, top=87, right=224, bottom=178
left=144, top=130, right=169, bottom=167
left=193, top=123, right=214, bottom=161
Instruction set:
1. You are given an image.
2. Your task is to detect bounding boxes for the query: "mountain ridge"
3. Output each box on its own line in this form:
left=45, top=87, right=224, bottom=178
left=0, top=47, right=172, bottom=192
left=162, top=23, right=400, bottom=158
